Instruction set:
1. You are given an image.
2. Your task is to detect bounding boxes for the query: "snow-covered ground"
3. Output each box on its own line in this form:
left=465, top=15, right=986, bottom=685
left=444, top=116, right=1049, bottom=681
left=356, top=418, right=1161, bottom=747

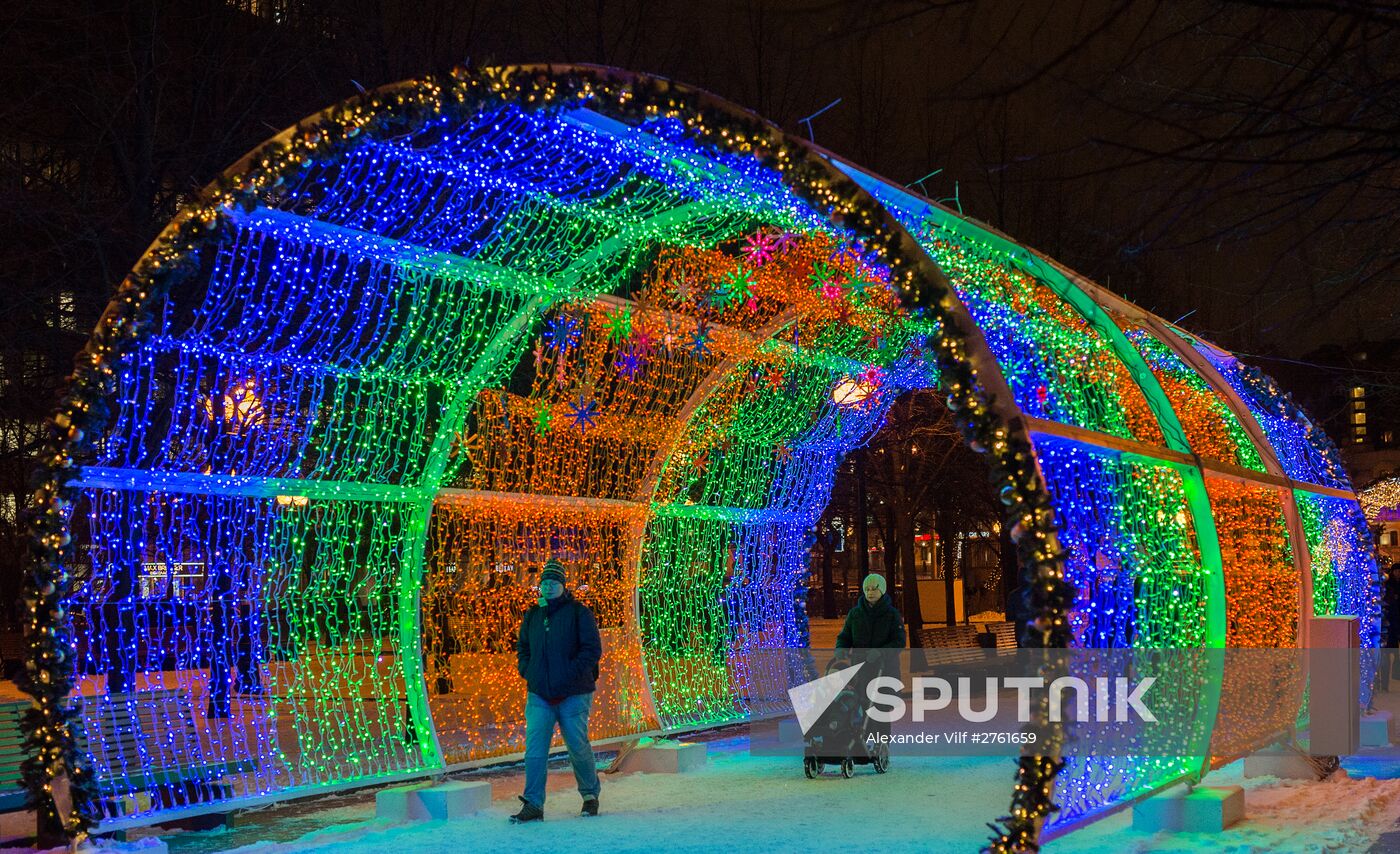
left=9, top=733, right=1400, bottom=853
left=48, top=735, right=1389, bottom=854
left=178, top=736, right=1017, bottom=854
left=1057, top=763, right=1400, bottom=853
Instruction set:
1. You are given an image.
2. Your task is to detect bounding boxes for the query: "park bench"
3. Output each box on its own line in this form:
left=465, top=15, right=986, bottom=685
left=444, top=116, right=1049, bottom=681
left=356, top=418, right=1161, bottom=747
left=979, top=622, right=1018, bottom=651
left=76, top=688, right=256, bottom=819
left=0, top=700, right=28, bottom=812
left=919, top=625, right=987, bottom=666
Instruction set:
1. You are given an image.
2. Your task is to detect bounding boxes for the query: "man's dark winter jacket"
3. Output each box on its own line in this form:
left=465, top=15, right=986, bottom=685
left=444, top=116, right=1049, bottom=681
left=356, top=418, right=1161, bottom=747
left=517, top=591, right=603, bottom=702
left=835, top=594, right=906, bottom=650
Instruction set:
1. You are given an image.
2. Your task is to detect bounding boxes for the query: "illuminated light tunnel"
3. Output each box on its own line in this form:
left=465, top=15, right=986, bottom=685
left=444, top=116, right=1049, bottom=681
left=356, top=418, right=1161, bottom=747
left=22, top=66, right=1381, bottom=847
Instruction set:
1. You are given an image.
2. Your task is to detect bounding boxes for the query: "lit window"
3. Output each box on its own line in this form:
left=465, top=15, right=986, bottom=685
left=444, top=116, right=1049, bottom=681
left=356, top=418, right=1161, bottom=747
left=1353, top=412, right=1367, bottom=425
left=1352, top=386, right=1366, bottom=398
left=58, top=291, right=76, bottom=331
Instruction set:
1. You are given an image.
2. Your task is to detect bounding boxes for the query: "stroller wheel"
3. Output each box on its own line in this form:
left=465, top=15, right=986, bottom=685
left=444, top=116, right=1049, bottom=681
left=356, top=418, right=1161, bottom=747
left=803, top=756, right=819, bottom=779
left=873, top=744, right=889, bottom=774
left=840, top=758, right=855, bottom=778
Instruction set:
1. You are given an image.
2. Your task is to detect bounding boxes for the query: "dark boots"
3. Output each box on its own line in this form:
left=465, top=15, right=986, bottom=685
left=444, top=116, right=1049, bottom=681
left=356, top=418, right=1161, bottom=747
left=509, top=796, right=543, bottom=823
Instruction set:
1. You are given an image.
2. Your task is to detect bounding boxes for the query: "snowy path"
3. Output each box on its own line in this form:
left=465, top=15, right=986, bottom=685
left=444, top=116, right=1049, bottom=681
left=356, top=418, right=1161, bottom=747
left=148, top=740, right=1400, bottom=854
left=202, top=736, right=1015, bottom=854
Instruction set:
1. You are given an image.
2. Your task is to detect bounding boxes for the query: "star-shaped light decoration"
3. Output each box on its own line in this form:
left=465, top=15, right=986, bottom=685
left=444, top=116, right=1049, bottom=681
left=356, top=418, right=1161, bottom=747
left=855, top=366, right=886, bottom=409
left=808, top=261, right=840, bottom=291
left=706, top=279, right=732, bottom=308
left=692, top=449, right=710, bottom=473
left=742, top=231, right=778, bottom=266
left=764, top=366, right=787, bottom=390
left=532, top=340, right=547, bottom=369
left=772, top=231, right=799, bottom=254
left=633, top=326, right=656, bottom=355
left=775, top=443, right=793, bottom=462
left=847, top=268, right=876, bottom=296
left=690, top=321, right=712, bottom=358
left=671, top=274, right=696, bottom=304
left=534, top=401, right=554, bottom=435
left=448, top=428, right=484, bottom=461
left=566, top=395, right=599, bottom=433
left=546, top=314, right=582, bottom=353
left=719, top=267, right=755, bottom=307
left=604, top=306, right=632, bottom=343
left=616, top=347, right=644, bottom=379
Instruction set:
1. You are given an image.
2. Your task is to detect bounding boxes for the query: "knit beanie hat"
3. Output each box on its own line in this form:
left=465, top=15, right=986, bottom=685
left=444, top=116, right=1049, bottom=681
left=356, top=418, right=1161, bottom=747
left=862, top=573, right=887, bottom=594
left=541, top=559, right=567, bottom=585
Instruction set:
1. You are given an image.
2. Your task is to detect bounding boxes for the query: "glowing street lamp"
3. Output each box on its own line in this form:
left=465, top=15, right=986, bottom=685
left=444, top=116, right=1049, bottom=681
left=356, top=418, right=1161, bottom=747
left=831, top=377, right=873, bottom=407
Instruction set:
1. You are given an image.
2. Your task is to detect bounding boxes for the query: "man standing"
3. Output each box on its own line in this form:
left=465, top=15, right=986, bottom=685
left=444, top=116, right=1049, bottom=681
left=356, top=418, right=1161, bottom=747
left=511, top=559, right=603, bottom=823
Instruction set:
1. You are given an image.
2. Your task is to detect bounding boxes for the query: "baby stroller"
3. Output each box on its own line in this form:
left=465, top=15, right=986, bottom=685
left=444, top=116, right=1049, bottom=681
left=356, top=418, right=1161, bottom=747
left=801, top=670, right=890, bottom=778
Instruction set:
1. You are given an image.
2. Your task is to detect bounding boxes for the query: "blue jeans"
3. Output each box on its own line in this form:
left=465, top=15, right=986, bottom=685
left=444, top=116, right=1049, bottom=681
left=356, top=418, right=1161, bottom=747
left=523, top=691, right=600, bottom=808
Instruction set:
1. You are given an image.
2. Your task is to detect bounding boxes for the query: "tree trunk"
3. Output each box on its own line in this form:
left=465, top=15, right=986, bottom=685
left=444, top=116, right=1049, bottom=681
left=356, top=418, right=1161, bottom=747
left=898, top=509, right=921, bottom=648
left=940, top=519, right=959, bottom=626
left=855, top=453, right=870, bottom=579
left=883, top=509, right=899, bottom=587
left=821, top=532, right=836, bottom=619
left=999, top=523, right=1018, bottom=621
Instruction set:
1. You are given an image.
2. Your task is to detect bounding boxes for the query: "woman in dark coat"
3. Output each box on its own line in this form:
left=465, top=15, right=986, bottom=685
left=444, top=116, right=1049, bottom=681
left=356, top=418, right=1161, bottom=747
left=835, top=573, right=906, bottom=651
left=834, top=573, right=904, bottom=744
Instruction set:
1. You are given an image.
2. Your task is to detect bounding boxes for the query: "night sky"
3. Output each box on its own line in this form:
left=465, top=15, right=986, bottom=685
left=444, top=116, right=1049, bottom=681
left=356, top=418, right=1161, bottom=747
left=6, top=1, right=1398, bottom=358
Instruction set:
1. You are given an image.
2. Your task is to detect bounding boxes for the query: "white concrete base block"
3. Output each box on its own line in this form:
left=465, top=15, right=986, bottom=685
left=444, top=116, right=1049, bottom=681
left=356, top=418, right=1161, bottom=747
left=1244, top=752, right=1327, bottom=780
left=416, top=780, right=491, bottom=819
left=1361, top=711, right=1393, bottom=747
left=615, top=740, right=707, bottom=773
left=376, top=783, right=433, bottom=821
left=1132, top=785, right=1244, bottom=833
left=377, top=781, right=493, bottom=822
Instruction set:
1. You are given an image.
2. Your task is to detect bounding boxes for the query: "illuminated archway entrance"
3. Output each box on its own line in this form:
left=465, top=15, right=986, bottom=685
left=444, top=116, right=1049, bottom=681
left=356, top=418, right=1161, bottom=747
left=24, top=65, right=1379, bottom=849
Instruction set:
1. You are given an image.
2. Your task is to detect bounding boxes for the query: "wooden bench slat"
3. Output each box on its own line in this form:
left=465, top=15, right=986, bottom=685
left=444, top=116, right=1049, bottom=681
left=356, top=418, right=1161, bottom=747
left=920, top=624, right=993, bottom=666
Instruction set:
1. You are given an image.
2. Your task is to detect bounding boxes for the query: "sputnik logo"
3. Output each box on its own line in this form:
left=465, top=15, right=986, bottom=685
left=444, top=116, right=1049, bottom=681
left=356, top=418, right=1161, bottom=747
left=789, top=662, right=864, bottom=734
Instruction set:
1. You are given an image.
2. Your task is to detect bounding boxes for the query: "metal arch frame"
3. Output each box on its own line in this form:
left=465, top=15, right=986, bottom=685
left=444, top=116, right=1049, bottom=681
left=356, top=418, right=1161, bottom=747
left=51, top=61, right=1363, bottom=846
